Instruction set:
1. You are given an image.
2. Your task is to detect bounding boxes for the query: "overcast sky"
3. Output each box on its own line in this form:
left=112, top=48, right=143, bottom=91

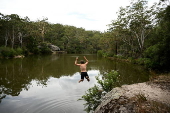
left=0, top=0, right=159, bottom=32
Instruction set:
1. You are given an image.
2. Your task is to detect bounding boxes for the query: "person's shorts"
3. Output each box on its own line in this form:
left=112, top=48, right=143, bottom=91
left=81, top=72, right=89, bottom=80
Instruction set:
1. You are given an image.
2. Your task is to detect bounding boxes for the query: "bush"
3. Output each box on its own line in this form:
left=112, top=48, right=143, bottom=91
left=136, top=58, right=145, bottom=65
left=97, top=50, right=113, bottom=58
left=15, top=48, right=23, bottom=55
left=97, top=50, right=104, bottom=57
left=26, top=36, right=39, bottom=54
left=32, top=48, right=40, bottom=54
left=79, top=70, right=120, bottom=113
left=96, top=70, right=120, bottom=92
left=39, top=42, right=52, bottom=54
left=79, top=85, right=103, bottom=113
left=22, top=47, right=29, bottom=56
left=127, top=57, right=136, bottom=63
left=0, top=47, right=26, bottom=58
left=143, top=58, right=160, bottom=69
left=144, top=44, right=164, bottom=70
left=0, top=47, right=16, bottom=57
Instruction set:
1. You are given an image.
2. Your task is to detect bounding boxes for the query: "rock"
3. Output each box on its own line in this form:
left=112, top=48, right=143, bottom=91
left=95, top=78, right=170, bottom=113
left=48, top=44, right=60, bottom=51
left=38, top=44, right=60, bottom=51
left=14, top=55, right=25, bottom=58
left=119, top=106, right=128, bottom=113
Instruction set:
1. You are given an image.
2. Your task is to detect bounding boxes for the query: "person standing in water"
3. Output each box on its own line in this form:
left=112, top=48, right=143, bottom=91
left=75, top=56, right=90, bottom=83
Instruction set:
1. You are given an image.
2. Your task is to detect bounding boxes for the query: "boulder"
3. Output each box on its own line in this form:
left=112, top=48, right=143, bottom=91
left=48, top=44, right=60, bottom=51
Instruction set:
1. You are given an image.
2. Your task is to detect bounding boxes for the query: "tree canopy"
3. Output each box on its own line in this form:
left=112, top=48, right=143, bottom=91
left=0, top=13, right=102, bottom=54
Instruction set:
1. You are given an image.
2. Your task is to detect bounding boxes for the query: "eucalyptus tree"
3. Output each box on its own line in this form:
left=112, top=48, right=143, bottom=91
left=109, top=0, right=157, bottom=57
left=1, top=14, right=23, bottom=48
left=36, top=18, right=49, bottom=42
left=0, top=13, right=6, bottom=46
left=17, top=16, right=31, bottom=48
left=1, top=14, right=11, bottom=47
left=9, top=14, right=21, bottom=48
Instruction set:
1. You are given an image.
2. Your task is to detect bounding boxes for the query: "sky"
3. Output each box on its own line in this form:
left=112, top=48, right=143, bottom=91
left=0, top=0, right=159, bottom=32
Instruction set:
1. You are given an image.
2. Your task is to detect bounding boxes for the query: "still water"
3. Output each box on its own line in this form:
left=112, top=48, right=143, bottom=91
left=0, top=54, right=149, bottom=113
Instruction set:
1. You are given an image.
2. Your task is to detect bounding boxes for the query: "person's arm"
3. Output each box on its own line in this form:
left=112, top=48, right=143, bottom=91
left=84, top=56, right=89, bottom=64
left=75, top=57, right=80, bottom=65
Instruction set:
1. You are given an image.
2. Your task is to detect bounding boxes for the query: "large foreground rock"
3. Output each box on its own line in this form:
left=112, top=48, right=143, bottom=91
left=95, top=77, right=170, bottom=113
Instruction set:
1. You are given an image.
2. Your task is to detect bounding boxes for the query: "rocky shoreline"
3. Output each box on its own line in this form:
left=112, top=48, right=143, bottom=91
left=95, top=76, right=170, bottom=113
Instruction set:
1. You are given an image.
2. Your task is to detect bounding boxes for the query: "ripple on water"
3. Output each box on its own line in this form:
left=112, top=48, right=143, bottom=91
left=16, top=93, right=85, bottom=113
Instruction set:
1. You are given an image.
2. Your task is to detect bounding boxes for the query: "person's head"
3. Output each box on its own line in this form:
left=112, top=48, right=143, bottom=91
left=80, top=60, right=85, bottom=64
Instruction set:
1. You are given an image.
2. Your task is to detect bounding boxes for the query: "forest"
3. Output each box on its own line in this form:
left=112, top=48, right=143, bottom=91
left=0, top=0, right=170, bottom=71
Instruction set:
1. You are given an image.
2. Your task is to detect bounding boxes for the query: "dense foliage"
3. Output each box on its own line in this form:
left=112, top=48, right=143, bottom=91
left=101, top=0, right=170, bottom=71
left=0, top=14, right=102, bottom=55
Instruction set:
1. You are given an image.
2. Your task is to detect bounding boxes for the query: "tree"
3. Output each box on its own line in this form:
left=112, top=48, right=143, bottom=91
left=45, top=23, right=64, bottom=46
left=109, top=0, right=157, bottom=57
left=0, top=12, right=103, bottom=54
left=36, top=18, right=49, bottom=42
left=159, top=0, right=170, bottom=6
left=144, top=2, right=170, bottom=71
left=5, top=14, right=22, bottom=48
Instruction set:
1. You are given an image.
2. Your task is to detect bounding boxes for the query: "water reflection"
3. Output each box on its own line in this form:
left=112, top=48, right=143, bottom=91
left=0, top=69, right=99, bottom=113
left=0, top=54, right=149, bottom=113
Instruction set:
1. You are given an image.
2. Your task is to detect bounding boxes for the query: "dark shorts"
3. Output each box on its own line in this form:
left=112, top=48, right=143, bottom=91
left=81, top=72, right=89, bottom=80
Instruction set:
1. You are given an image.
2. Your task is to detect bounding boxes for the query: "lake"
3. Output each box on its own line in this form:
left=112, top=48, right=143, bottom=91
left=0, top=54, right=149, bottom=113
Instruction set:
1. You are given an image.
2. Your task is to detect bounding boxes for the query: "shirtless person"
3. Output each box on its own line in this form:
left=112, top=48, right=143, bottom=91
left=75, top=56, right=90, bottom=83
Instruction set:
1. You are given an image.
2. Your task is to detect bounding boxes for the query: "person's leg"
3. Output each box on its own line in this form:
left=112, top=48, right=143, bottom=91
left=85, top=72, right=90, bottom=82
left=79, top=79, right=84, bottom=83
left=86, top=76, right=90, bottom=81
left=79, top=73, right=84, bottom=83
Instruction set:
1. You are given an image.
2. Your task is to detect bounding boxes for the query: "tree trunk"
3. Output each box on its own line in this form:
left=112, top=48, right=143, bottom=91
left=11, top=26, right=15, bottom=49
left=41, top=26, right=45, bottom=42
left=5, top=30, right=9, bottom=47
left=18, top=32, right=23, bottom=48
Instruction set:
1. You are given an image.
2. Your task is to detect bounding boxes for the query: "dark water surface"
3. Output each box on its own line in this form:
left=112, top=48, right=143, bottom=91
left=0, top=54, right=149, bottom=113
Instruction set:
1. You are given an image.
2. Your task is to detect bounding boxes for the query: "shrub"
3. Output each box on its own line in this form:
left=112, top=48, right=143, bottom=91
left=97, top=50, right=113, bottom=58
left=26, top=36, right=39, bottom=54
left=15, top=48, right=23, bottom=55
left=32, top=48, right=40, bottom=54
left=79, top=70, right=120, bottom=113
left=144, top=43, right=170, bottom=70
left=0, top=47, right=16, bottom=57
left=136, top=58, right=145, bottom=65
left=39, top=42, right=52, bottom=54
left=79, top=85, right=103, bottom=113
left=40, top=47, right=51, bottom=54
left=22, top=47, right=29, bottom=56
left=127, top=57, right=136, bottom=63
left=96, top=70, right=120, bottom=92
left=97, top=50, right=104, bottom=57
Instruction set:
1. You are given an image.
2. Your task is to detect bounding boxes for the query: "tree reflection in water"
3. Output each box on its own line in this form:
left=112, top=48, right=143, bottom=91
left=0, top=54, right=149, bottom=107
